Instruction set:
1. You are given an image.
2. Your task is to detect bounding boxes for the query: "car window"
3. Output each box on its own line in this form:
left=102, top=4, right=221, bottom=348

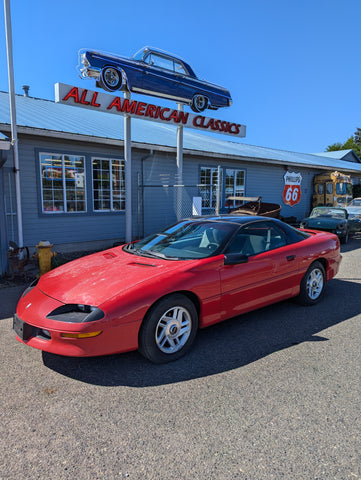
left=145, top=53, right=174, bottom=72
left=174, top=60, right=187, bottom=75
left=225, top=221, right=287, bottom=256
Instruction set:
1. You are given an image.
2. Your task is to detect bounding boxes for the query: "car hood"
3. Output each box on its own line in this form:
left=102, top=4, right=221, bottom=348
left=304, top=216, right=344, bottom=228
left=37, top=247, right=187, bottom=306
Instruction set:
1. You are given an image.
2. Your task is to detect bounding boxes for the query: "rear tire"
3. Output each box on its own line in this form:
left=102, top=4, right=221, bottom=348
left=138, top=294, right=198, bottom=363
left=296, top=261, right=325, bottom=306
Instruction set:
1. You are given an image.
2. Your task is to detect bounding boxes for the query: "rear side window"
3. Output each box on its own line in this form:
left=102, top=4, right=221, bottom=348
left=226, top=221, right=287, bottom=256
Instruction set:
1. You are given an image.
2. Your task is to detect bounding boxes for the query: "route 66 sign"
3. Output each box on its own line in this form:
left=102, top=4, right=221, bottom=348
left=283, top=171, right=302, bottom=207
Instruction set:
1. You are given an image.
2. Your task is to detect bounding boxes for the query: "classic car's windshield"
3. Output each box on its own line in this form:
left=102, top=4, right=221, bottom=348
left=132, top=47, right=147, bottom=61
left=310, top=208, right=346, bottom=219
left=124, top=221, right=237, bottom=260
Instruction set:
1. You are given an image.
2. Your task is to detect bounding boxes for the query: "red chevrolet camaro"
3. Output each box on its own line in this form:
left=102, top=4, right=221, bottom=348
left=14, top=216, right=341, bottom=363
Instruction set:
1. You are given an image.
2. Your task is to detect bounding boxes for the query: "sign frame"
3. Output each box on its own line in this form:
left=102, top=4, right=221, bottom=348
left=55, top=83, right=246, bottom=138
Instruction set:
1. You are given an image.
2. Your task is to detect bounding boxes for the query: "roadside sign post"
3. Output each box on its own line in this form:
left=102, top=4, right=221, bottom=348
left=176, top=102, right=184, bottom=221
left=124, top=91, right=132, bottom=243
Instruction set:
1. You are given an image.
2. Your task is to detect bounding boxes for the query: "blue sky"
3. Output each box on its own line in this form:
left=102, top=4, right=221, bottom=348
left=0, top=0, right=360, bottom=154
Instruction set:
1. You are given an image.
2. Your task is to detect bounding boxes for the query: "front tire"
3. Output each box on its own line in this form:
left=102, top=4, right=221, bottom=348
left=100, top=67, right=123, bottom=92
left=297, top=261, right=325, bottom=305
left=139, top=294, right=198, bottom=363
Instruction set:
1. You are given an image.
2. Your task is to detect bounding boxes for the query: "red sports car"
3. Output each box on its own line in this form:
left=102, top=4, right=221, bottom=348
left=14, top=216, right=341, bottom=363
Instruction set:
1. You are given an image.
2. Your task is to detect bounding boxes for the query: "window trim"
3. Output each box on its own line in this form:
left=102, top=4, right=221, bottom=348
left=199, top=165, right=246, bottom=211
left=225, top=168, right=246, bottom=209
left=39, top=152, right=87, bottom=215
left=91, top=156, right=125, bottom=213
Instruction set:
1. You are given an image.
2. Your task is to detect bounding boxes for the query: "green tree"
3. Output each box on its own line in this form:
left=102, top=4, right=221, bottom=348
left=355, top=127, right=361, bottom=145
left=326, top=131, right=361, bottom=158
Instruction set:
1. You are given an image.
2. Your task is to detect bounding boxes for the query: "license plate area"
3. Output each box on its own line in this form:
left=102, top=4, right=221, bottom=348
left=13, top=314, right=34, bottom=341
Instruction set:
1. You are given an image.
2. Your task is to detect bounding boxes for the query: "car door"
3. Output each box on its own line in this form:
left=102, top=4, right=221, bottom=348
left=220, top=221, right=300, bottom=319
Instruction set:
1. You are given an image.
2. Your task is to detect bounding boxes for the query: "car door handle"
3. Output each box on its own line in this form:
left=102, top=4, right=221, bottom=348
left=286, top=255, right=296, bottom=261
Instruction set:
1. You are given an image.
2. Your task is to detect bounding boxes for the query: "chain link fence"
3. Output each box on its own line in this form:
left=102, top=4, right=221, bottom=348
left=138, top=181, right=222, bottom=238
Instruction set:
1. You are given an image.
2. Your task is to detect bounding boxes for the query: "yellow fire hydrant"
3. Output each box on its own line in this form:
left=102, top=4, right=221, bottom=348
left=34, top=241, right=57, bottom=276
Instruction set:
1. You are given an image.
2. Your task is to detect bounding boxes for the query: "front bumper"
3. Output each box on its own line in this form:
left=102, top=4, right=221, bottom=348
left=13, top=313, right=141, bottom=357
left=14, top=287, right=141, bottom=357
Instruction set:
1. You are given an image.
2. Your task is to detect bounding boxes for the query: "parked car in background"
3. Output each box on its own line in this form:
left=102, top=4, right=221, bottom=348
left=345, top=199, right=361, bottom=232
left=300, top=207, right=349, bottom=243
left=79, top=46, right=232, bottom=113
left=14, top=216, right=341, bottom=363
left=347, top=197, right=361, bottom=206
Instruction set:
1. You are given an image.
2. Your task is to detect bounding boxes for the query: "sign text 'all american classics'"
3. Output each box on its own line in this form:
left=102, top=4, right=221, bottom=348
left=55, top=83, right=246, bottom=138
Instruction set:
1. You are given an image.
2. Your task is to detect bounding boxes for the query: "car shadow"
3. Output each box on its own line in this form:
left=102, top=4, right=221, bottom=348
left=42, top=277, right=361, bottom=387
left=342, top=232, right=361, bottom=253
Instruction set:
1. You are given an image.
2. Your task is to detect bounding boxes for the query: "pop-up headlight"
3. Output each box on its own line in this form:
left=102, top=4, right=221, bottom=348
left=46, top=304, right=104, bottom=323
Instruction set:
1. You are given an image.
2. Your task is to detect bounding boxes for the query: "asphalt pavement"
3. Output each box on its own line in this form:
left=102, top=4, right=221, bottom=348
left=1, top=235, right=361, bottom=480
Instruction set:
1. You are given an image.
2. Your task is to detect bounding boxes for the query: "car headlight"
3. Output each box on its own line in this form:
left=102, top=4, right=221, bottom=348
left=337, top=223, right=346, bottom=230
left=46, top=304, right=105, bottom=323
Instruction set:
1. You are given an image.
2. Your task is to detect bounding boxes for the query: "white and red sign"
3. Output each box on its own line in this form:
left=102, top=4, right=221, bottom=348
left=283, top=171, right=302, bottom=207
left=55, top=83, right=246, bottom=138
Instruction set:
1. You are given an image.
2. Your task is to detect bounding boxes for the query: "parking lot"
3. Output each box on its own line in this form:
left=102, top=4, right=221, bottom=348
left=1, top=235, right=361, bottom=480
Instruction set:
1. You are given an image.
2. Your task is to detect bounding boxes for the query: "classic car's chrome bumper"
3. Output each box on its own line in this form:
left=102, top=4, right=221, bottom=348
left=80, top=65, right=101, bottom=80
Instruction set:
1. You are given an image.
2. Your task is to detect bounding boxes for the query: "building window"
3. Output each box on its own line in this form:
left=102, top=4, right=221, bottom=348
left=225, top=169, right=245, bottom=208
left=200, top=167, right=222, bottom=209
left=92, top=158, right=125, bottom=211
left=40, top=153, right=86, bottom=213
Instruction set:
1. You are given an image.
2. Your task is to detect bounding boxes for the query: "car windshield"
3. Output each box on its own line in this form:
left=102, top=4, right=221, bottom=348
left=310, top=208, right=346, bottom=219
left=123, top=221, right=237, bottom=260
left=132, top=47, right=148, bottom=61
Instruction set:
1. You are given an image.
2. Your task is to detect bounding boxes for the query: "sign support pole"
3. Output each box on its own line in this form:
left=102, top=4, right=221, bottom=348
left=124, top=91, right=132, bottom=242
left=176, top=103, right=184, bottom=221
left=4, top=0, right=23, bottom=247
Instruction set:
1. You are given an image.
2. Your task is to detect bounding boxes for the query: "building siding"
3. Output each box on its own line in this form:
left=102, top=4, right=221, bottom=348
left=18, top=136, right=128, bottom=248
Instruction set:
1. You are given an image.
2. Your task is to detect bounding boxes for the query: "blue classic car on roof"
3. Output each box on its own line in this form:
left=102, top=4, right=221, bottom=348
left=79, top=46, right=232, bottom=113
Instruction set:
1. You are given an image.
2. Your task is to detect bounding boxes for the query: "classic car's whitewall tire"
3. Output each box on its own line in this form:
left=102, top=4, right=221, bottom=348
left=100, top=67, right=123, bottom=92
left=191, top=94, right=209, bottom=112
left=138, top=294, right=198, bottom=363
left=297, top=261, right=325, bottom=306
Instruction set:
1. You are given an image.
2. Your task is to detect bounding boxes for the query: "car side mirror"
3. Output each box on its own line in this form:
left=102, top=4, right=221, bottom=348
left=224, top=253, right=249, bottom=265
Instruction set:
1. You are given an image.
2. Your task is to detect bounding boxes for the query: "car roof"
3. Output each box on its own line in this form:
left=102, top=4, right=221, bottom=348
left=134, top=46, right=197, bottom=77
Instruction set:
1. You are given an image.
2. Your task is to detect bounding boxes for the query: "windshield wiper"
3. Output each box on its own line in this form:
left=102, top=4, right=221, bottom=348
left=139, top=249, right=179, bottom=260
left=123, top=244, right=178, bottom=260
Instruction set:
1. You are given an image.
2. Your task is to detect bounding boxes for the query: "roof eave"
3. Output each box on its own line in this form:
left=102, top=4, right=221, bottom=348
left=1, top=123, right=361, bottom=174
